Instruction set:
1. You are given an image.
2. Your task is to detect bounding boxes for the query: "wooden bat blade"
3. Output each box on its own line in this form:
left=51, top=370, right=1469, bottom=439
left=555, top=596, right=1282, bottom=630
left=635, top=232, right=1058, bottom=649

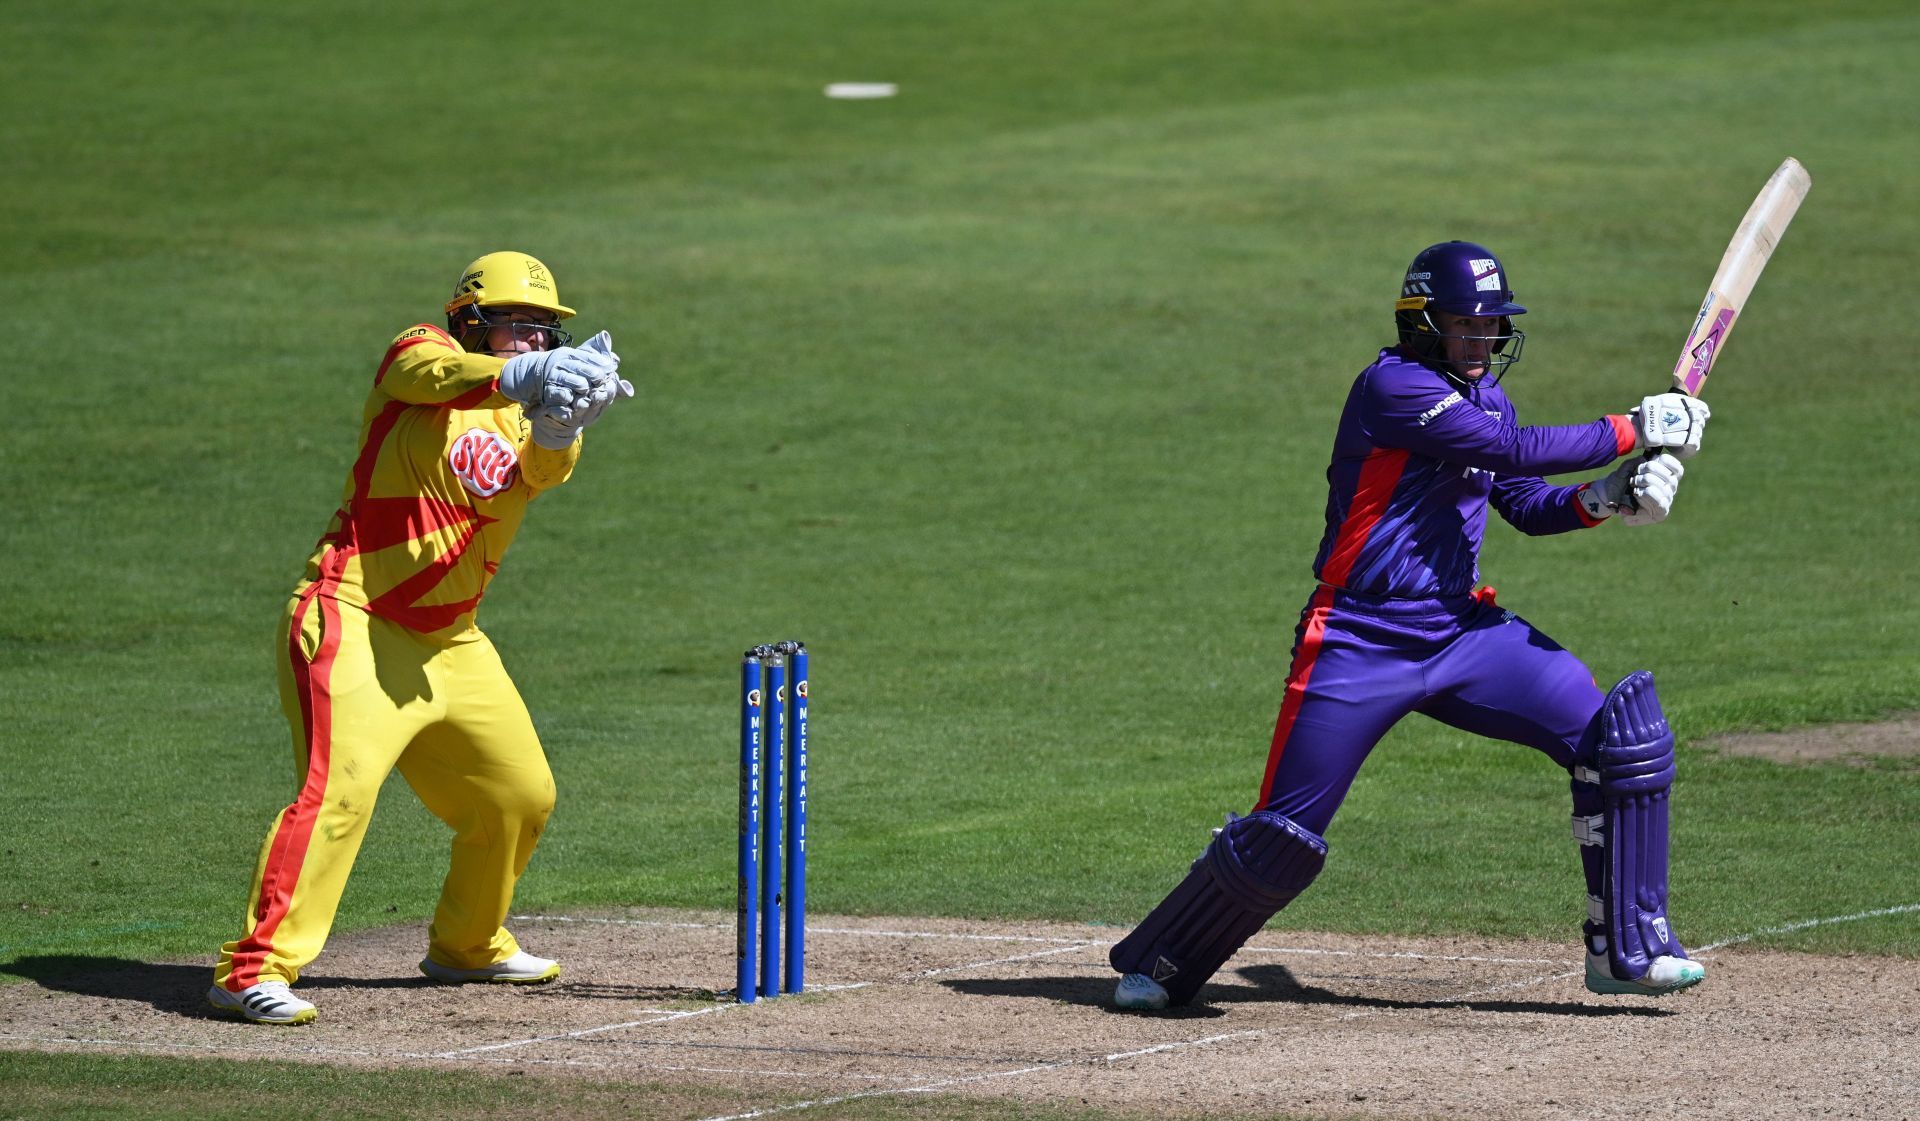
left=1672, top=157, right=1812, bottom=396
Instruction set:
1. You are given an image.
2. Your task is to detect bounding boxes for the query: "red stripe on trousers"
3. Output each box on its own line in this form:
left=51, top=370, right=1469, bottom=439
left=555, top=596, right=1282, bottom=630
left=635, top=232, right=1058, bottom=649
left=1257, top=584, right=1336, bottom=808
left=225, top=583, right=341, bottom=989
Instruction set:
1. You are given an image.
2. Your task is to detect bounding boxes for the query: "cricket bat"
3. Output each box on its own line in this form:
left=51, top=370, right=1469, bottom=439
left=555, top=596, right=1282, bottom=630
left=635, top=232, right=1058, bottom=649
left=1670, top=157, right=1813, bottom=397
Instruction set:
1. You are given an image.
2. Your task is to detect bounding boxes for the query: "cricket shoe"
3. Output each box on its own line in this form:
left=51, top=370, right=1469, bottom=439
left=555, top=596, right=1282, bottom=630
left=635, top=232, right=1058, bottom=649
left=207, top=981, right=316, bottom=1025
left=1114, top=972, right=1171, bottom=1011
left=419, top=950, right=561, bottom=984
left=1584, top=952, right=1705, bottom=997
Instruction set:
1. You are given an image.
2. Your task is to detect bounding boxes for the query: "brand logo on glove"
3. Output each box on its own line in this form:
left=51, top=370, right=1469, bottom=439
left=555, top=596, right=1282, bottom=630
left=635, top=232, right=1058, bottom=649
left=449, top=428, right=520, bottom=498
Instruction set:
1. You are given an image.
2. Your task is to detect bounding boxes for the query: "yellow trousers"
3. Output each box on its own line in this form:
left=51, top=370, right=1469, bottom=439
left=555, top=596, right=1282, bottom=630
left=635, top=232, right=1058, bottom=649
left=214, top=588, right=555, bottom=989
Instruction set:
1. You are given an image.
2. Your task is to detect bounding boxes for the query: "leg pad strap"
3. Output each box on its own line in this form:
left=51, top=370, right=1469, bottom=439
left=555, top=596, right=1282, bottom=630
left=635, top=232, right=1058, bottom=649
left=1578, top=671, right=1685, bottom=980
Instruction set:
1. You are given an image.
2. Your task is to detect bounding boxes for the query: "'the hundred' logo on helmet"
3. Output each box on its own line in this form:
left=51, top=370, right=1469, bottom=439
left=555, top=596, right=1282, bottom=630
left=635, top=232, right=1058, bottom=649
left=449, top=428, right=519, bottom=498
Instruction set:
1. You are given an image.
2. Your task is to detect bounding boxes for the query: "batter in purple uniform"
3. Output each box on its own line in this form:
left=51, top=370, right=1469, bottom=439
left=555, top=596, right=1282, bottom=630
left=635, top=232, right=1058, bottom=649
left=1110, top=241, right=1713, bottom=1011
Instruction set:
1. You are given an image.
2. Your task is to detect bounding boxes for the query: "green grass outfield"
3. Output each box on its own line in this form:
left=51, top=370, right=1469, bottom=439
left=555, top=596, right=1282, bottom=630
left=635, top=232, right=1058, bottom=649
left=3, top=0, right=1917, bottom=1099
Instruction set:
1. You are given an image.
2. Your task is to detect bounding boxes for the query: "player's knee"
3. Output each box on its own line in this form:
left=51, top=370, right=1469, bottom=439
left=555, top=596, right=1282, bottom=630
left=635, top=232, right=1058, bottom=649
left=488, top=772, right=557, bottom=831
left=1572, top=671, right=1674, bottom=795
left=1206, top=811, right=1328, bottom=907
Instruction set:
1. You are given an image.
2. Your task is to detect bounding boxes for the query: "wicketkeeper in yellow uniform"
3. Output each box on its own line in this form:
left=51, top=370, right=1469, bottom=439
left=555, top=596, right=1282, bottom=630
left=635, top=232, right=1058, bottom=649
left=208, top=252, right=634, bottom=1025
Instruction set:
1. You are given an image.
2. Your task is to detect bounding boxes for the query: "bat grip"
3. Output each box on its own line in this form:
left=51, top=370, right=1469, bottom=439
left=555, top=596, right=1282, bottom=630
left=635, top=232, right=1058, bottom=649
left=1621, top=383, right=1693, bottom=512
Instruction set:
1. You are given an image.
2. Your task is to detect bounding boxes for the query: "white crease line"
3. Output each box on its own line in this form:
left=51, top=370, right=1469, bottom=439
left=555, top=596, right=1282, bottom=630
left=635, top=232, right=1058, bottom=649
left=437, top=982, right=874, bottom=1058
left=513, top=914, right=726, bottom=931
left=807, top=926, right=1095, bottom=945
left=691, top=1030, right=1265, bottom=1121
left=436, top=1005, right=731, bottom=1057
left=1243, top=946, right=1558, bottom=965
left=1099, top=1030, right=1267, bottom=1062
left=518, top=909, right=1105, bottom=944
left=1327, top=901, right=1920, bottom=1017
left=912, top=941, right=1098, bottom=978
left=1693, top=903, right=1920, bottom=955
left=518, top=913, right=1566, bottom=963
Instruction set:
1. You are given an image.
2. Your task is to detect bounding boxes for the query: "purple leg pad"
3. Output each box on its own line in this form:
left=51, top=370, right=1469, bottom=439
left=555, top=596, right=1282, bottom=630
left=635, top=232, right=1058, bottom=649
left=1588, top=671, right=1684, bottom=980
left=1109, top=811, right=1327, bottom=1006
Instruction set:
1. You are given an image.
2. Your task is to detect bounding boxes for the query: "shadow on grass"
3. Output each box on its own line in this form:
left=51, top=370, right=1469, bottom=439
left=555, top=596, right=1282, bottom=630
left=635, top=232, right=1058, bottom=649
left=0, top=955, right=722, bottom=1019
left=2, top=956, right=218, bottom=1017
left=942, top=962, right=1674, bottom=1018
left=0, top=955, right=451, bottom=1020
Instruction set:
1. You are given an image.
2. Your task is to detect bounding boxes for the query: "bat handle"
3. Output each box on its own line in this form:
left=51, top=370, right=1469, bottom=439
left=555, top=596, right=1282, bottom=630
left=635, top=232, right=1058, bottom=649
left=1624, top=383, right=1692, bottom=509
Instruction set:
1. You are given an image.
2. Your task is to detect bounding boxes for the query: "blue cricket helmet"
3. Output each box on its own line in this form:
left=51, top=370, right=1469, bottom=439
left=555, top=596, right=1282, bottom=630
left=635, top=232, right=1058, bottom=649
left=1398, top=241, right=1527, bottom=317
left=1394, top=241, right=1527, bottom=385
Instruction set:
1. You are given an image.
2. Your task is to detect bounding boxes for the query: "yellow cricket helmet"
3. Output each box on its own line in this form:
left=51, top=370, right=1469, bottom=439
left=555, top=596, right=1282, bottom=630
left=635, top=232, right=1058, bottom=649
left=446, top=251, right=577, bottom=319
left=445, top=251, right=576, bottom=354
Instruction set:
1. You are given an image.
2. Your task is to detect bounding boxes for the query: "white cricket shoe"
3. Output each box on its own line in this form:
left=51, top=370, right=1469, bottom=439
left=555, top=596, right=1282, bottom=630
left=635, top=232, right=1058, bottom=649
left=1584, top=952, right=1706, bottom=996
left=1114, top=972, right=1171, bottom=1011
left=207, top=980, right=317, bottom=1025
left=419, top=950, right=561, bottom=984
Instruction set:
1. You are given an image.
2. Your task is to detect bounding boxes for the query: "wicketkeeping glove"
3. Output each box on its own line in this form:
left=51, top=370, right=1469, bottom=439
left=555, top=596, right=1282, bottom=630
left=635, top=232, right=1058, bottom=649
left=498, top=342, right=617, bottom=410
left=564, top=332, right=635, bottom=429
left=1630, top=392, right=1711, bottom=459
left=528, top=403, right=584, bottom=450
left=1578, top=452, right=1685, bottom=526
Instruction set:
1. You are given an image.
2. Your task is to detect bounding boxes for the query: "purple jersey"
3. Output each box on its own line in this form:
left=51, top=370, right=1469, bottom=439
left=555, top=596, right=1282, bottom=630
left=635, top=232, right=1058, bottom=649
left=1310, top=347, right=1633, bottom=598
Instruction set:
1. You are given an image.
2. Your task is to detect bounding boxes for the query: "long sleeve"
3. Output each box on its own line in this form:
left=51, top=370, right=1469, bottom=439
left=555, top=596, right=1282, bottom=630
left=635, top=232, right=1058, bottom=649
left=1357, top=360, right=1633, bottom=475
left=1489, top=474, right=1601, bottom=535
left=519, top=432, right=581, bottom=492
left=373, top=324, right=513, bottom=409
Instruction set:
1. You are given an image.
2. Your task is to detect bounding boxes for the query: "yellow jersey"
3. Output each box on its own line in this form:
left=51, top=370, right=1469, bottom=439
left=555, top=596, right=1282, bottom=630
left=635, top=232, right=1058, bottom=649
left=298, top=324, right=581, bottom=640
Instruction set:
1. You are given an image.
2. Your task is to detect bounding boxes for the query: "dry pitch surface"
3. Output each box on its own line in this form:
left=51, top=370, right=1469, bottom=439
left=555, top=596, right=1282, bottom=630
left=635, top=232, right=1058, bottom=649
left=4, top=906, right=1916, bottom=1121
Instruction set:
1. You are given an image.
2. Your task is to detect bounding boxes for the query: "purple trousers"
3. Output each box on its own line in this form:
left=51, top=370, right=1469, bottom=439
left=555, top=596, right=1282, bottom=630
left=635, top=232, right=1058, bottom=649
left=1256, top=584, right=1604, bottom=834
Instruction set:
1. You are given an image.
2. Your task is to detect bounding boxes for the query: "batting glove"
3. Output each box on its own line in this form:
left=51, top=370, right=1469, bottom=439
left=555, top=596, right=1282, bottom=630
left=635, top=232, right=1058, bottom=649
left=1630, top=392, right=1711, bottom=459
left=1579, top=453, right=1685, bottom=526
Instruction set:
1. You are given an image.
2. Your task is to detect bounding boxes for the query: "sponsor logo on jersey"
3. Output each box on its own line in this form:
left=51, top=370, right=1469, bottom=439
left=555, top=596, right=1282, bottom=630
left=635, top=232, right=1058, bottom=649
left=1470, top=259, right=1502, bottom=292
left=1417, top=391, right=1463, bottom=426
left=448, top=427, right=519, bottom=498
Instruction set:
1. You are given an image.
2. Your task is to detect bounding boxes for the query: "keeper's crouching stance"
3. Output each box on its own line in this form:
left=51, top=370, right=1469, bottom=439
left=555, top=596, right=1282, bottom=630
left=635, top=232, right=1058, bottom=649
left=208, top=252, right=635, bottom=1025
left=1111, top=241, right=1709, bottom=1011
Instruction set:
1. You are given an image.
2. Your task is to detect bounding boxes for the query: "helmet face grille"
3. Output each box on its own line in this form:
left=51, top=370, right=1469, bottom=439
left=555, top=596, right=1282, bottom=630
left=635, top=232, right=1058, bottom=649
left=1394, top=241, right=1527, bottom=387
